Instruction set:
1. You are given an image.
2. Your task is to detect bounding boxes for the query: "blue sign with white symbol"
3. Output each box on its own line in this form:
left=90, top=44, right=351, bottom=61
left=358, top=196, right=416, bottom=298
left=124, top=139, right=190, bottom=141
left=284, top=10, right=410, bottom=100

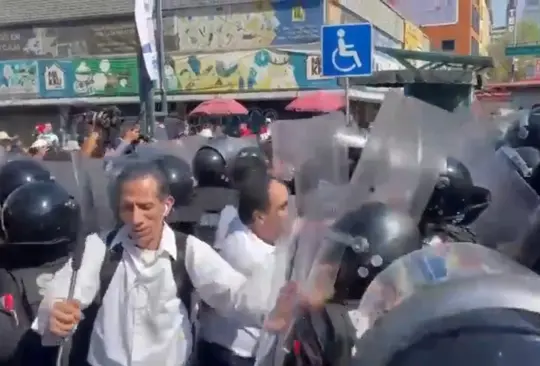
left=321, top=23, right=373, bottom=77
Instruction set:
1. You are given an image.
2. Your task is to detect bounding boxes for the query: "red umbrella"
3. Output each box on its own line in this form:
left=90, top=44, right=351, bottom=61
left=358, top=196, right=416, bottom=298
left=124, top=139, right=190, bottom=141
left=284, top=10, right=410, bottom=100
left=189, top=98, right=249, bottom=116
left=286, top=91, right=346, bottom=112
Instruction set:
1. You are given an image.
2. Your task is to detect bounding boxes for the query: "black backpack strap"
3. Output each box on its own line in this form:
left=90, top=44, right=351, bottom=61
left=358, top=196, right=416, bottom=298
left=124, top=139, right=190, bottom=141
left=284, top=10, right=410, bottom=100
left=170, top=231, right=194, bottom=318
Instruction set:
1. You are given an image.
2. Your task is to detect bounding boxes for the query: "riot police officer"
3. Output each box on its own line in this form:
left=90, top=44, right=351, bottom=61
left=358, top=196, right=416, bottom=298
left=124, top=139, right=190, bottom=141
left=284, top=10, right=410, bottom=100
left=0, top=181, right=80, bottom=365
left=281, top=202, right=422, bottom=366
left=419, top=157, right=491, bottom=245
left=191, top=136, right=267, bottom=244
left=351, top=243, right=540, bottom=366
left=154, top=154, right=198, bottom=235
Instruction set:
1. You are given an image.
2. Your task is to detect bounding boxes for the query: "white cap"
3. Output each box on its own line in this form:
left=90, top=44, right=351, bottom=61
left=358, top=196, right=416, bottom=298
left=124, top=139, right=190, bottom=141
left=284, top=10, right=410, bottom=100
left=31, top=139, right=49, bottom=148
left=0, top=131, right=12, bottom=140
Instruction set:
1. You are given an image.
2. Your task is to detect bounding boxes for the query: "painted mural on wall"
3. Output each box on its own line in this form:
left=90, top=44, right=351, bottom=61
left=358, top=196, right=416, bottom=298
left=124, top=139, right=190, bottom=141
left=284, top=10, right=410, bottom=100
left=72, top=58, right=138, bottom=96
left=2, top=50, right=337, bottom=100
left=0, top=60, right=38, bottom=99
left=165, top=49, right=337, bottom=93
left=170, top=0, right=323, bottom=53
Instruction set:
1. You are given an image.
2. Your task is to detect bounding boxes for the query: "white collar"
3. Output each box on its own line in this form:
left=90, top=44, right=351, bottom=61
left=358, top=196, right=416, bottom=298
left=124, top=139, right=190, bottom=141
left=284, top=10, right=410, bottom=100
left=111, top=223, right=178, bottom=260
left=246, top=225, right=274, bottom=251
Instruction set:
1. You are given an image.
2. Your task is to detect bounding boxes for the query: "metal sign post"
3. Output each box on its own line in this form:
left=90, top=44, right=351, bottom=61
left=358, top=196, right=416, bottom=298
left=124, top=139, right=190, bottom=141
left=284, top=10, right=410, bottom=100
left=344, top=77, right=350, bottom=125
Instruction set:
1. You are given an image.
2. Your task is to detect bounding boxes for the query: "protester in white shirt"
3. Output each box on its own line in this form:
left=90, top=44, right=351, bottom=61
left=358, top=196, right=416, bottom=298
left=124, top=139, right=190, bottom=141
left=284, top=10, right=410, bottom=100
left=198, top=172, right=290, bottom=366
left=215, top=154, right=271, bottom=246
left=32, top=161, right=291, bottom=366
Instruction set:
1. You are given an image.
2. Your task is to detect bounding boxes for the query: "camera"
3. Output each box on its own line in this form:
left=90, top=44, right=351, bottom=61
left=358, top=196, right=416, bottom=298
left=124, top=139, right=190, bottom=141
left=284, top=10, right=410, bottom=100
left=81, top=106, right=123, bottom=130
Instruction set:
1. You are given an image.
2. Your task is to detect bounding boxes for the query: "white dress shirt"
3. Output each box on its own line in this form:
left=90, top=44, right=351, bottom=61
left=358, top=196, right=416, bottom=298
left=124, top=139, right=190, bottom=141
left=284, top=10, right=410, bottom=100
left=200, top=210, right=274, bottom=357
left=215, top=205, right=238, bottom=246
left=32, top=224, right=276, bottom=366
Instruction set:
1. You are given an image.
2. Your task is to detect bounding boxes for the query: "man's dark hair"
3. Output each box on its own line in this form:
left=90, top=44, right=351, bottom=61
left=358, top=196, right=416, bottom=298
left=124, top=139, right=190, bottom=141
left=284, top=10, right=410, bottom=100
left=113, top=160, right=171, bottom=204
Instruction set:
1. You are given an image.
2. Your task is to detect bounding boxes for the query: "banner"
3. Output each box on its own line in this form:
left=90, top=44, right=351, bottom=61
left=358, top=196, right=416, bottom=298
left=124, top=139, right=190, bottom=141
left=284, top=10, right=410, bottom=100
left=404, top=21, right=424, bottom=51
left=72, top=57, right=139, bottom=96
left=387, top=0, right=458, bottom=26
left=0, top=60, right=39, bottom=99
left=135, top=0, right=159, bottom=83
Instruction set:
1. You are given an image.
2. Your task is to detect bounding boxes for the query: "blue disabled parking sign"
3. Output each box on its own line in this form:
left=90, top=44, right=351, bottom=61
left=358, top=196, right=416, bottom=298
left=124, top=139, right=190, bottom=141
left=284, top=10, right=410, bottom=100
left=321, top=23, right=373, bottom=77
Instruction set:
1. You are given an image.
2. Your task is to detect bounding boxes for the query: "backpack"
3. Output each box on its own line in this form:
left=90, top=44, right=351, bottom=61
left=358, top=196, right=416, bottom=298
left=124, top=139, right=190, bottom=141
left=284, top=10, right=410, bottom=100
left=65, top=228, right=194, bottom=366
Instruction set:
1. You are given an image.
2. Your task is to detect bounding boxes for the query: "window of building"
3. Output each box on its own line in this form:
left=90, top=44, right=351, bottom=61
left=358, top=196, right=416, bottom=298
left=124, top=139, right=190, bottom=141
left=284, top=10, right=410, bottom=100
left=472, top=7, right=480, bottom=33
left=441, top=39, right=455, bottom=51
left=471, top=37, right=479, bottom=55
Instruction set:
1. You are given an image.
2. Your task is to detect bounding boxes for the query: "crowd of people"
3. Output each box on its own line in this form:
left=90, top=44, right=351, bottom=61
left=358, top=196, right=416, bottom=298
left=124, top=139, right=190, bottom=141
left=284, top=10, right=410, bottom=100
left=0, top=97, right=540, bottom=366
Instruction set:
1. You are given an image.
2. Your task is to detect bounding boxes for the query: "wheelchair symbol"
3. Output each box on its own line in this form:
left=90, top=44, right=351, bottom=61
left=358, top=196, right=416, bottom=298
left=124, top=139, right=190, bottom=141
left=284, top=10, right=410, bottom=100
left=332, top=28, right=362, bottom=73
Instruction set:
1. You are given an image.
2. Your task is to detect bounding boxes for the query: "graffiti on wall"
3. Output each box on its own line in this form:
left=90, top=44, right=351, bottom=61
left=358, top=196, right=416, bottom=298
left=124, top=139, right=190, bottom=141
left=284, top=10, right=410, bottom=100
left=166, top=49, right=337, bottom=93
left=170, top=0, right=323, bottom=53
left=0, top=22, right=138, bottom=60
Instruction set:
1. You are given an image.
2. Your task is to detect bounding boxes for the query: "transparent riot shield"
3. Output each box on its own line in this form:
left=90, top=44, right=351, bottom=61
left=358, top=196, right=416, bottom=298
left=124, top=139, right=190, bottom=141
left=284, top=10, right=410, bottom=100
left=352, top=242, right=537, bottom=365
left=451, top=113, right=540, bottom=250
left=255, top=92, right=468, bottom=366
left=77, top=155, right=115, bottom=232
left=42, top=152, right=100, bottom=235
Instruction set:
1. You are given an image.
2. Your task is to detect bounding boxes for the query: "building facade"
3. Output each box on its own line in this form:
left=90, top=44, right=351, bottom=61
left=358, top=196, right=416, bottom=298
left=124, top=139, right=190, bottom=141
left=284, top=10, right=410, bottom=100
left=420, top=0, right=481, bottom=55
left=0, top=0, right=430, bottom=139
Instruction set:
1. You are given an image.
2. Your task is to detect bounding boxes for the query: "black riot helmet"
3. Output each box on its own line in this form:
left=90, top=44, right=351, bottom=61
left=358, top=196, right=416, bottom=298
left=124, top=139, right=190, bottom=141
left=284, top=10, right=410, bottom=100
left=326, top=202, right=421, bottom=302
left=1, top=181, right=80, bottom=245
left=192, top=146, right=228, bottom=187
left=230, top=146, right=268, bottom=187
left=385, top=309, right=540, bottom=366
left=0, top=159, right=52, bottom=205
left=154, top=154, right=194, bottom=207
left=421, top=157, right=491, bottom=228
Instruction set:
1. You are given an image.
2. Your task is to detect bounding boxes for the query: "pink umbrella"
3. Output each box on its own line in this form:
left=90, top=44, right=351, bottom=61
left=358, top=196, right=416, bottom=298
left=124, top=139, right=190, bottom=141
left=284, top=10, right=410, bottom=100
left=286, top=91, right=346, bottom=112
left=189, top=98, right=249, bottom=116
